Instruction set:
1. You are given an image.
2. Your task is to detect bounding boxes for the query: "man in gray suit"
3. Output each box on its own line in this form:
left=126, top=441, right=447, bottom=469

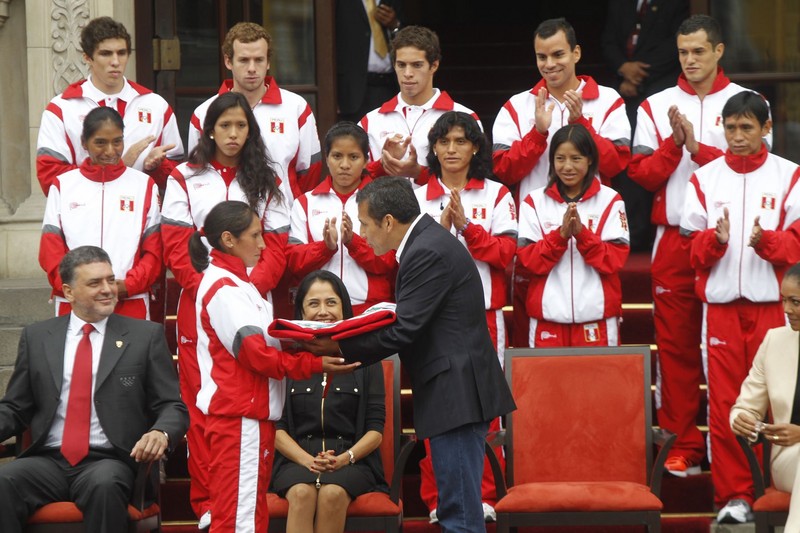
left=0, top=246, right=188, bottom=532
left=307, top=177, right=515, bottom=533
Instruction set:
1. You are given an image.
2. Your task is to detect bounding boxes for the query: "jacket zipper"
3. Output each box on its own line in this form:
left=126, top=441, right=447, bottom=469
left=315, top=372, right=327, bottom=489
left=738, top=175, right=747, bottom=297
left=100, top=166, right=107, bottom=247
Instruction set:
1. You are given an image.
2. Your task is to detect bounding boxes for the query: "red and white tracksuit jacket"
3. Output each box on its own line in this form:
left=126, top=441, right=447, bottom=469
left=39, top=159, right=161, bottom=319
left=161, top=161, right=291, bottom=301
left=287, top=176, right=396, bottom=313
left=517, top=178, right=629, bottom=345
left=681, top=146, right=800, bottom=304
left=627, top=68, right=771, bottom=466
left=196, top=250, right=322, bottom=533
left=188, top=77, right=322, bottom=201
left=415, top=176, right=516, bottom=510
left=415, top=176, right=517, bottom=356
left=161, top=161, right=290, bottom=520
left=359, top=89, right=481, bottom=184
left=36, top=76, right=184, bottom=194
left=492, top=76, right=631, bottom=200
left=680, top=145, right=800, bottom=506
left=629, top=69, right=771, bottom=229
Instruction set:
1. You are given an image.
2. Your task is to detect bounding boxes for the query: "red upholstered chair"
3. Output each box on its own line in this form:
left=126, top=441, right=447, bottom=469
left=738, top=436, right=790, bottom=532
left=487, top=347, right=674, bottom=533
left=268, top=355, right=415, bottom=533
left=24, top=460, right=161, bottom=533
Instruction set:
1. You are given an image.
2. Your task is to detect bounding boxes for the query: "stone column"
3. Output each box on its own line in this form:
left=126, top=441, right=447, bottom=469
left=0, top=0, right=136, bottom=279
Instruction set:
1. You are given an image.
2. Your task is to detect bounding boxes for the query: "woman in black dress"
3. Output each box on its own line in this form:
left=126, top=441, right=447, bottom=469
left=271, top=270, right=387, bottom=532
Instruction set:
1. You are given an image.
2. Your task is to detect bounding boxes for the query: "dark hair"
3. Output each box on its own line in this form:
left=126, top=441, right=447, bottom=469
left=324, top=121, right=370, bottom=160
left=390, top=26, right=441, bottom=66
left=425, top=111, right=492, bottom=181
left=222, top=22, right=273, bottom=62
left=60, top=246, right=112, bottom=285
left=722, top=91, right=770, bottom=127
left=547, top=124, right=599, bottom=195
left=677, top=15, right=723, bottom=47
left=294, top=270, right=354, bottom=320
left=188, top=92, right=282, bottom=209
left=534, top=18, right=577, bottom=50
left=356, top=176, right=420, bottom=224
left=80, top=17, right=131, bottom=57
left=189, top=200, right=257, bottom=272
left=81, top=107, right=124, bottom=145
left=785, top=263, right=800, bottom=284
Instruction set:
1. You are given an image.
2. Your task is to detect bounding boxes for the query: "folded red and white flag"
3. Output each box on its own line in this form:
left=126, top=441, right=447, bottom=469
left=268, top=302, right=397, bottom=341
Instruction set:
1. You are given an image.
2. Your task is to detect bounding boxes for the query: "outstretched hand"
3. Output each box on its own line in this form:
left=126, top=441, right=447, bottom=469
left=321, top=355, right=361, bottom=375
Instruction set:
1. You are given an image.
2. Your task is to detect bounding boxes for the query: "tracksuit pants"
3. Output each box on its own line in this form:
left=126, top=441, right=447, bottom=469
left=705, top=300, right=783, bottom=506
left=651, top=226, right=705, bottom=465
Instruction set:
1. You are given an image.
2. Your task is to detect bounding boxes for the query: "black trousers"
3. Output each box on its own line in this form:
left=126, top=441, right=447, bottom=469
left=0, top=448, right=135, bottom=533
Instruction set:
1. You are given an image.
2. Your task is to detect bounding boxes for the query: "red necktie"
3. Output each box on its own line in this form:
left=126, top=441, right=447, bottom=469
left=61, top=323, right=94, bottom=466
left=626, top=0, right=649, bottom=58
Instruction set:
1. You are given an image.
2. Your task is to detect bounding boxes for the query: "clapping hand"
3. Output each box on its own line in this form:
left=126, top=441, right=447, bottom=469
left=749, top=216, right=763, bottom=248
left=534, top=87, right=555, bottom=134
left=715, top=207, right=730, bottom=245
left=560, top=203, right=583, bottom=239
left=323, top=217, right=339, bottom=251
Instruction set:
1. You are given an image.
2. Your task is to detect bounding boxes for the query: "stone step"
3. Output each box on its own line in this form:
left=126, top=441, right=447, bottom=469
left=0, top=277, right=52, bottom=327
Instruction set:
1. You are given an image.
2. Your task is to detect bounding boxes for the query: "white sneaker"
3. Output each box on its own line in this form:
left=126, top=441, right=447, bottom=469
left=716, top=499, right=754, bottom=524
left=482, top=502, right=497, bottom=522
left=429, top=509, right=438, bottom=524
left=198, top=510, right=211, bottom=530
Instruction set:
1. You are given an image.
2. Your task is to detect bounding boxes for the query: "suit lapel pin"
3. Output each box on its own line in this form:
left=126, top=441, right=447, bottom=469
left=116, top=340, right=123, bottom=348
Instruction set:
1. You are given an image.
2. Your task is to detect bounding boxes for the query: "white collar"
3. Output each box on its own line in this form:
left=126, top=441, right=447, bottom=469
left=396, top=213, right=425, bottom=262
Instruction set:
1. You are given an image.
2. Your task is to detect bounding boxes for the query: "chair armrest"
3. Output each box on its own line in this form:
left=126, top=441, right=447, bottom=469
left=649, top=428, right=676, bottom=499
left=389, top=435, right=417, bottom=503
left=131, top=460, right=158, bottom=512
left=736, top=435, right=766, bottom=498
left=486, top=429, right=505, bottom=449
left=485, top=431, right=507, bottom=500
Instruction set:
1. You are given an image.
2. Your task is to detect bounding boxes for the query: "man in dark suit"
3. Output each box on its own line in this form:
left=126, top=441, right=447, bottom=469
left=336, top=0, right=403, bottom=122
left=307, top=177, right=515, bottom=533
left=0, top=245, right=188, bottom=532
left=601, top=0, right=689, bottom=251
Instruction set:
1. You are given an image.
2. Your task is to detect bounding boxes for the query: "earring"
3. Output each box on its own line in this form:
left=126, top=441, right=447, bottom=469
left=433, top=150, right=437, bottom=156
left=473, top=151, right=477, bottom=155
left=209, top=134, right=215, bottom=140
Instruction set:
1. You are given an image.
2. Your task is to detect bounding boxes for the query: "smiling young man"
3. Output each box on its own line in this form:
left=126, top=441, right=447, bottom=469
left=36, top=17, right=184, bottom=195
left=679, top=91, right=800, bottom=523
left=492, top=17, right=631, bottom=348
left=359, top=25, right=481, bottom=183
left=188, top=22, right=322, bottom=202
left=626, top=15, right=774, bottom=489
left=492, top=17, right=631, bottom=201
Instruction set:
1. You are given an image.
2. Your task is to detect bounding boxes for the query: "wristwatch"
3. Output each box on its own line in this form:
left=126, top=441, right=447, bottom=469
left=347, top=449, right=356, bottom=464
left=457, top=218, right=471, bottom=235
